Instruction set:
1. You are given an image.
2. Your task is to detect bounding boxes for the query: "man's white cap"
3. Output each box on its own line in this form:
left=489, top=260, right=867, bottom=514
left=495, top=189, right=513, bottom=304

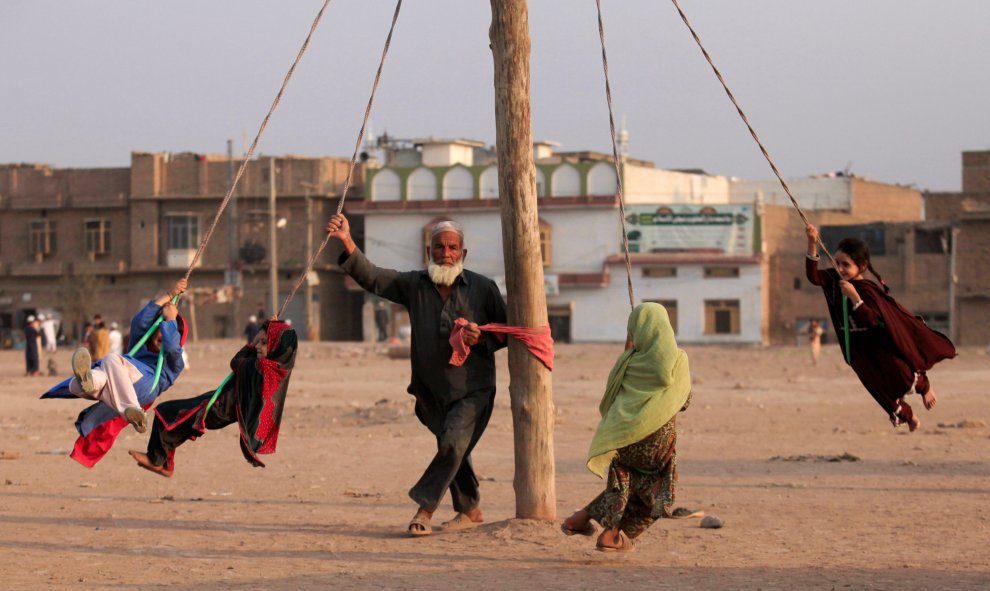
left=430, top=220, right=464, bottom=240
left=26, top=315, right=36, bottom=322
left=37, top=313, right=46, bottom=320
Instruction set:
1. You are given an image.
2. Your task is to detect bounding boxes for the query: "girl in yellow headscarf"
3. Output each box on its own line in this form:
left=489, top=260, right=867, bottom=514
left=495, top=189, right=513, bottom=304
left=561, top=303, right=691, bottom=552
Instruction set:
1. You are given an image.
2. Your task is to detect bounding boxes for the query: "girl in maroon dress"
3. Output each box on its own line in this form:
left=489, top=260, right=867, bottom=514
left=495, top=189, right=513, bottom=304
left=805, top=224, right=955, bottom=431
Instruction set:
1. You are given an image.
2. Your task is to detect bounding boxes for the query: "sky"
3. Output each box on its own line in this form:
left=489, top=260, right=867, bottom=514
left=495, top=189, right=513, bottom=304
left=2, top=1, right=989, bottom=193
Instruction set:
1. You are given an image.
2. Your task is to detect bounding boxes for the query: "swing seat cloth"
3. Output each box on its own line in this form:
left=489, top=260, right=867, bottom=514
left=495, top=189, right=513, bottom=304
left=587, top=303, right=691, bottom=479
left=448, top=317, right=554, bottom=370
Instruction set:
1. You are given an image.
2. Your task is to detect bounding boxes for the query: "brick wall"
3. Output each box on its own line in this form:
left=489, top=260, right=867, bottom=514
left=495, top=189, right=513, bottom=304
left=962, top=151, right=990, bottom=193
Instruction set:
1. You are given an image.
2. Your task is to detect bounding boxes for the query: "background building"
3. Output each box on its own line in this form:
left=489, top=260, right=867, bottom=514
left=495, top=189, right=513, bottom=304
left=0, top=152, right=364, bottom=345
left=353, top=135, right=762, bottom=344
left=2, top=143, right=983, bottom=348
left=924, top=150, right=990, bottom=346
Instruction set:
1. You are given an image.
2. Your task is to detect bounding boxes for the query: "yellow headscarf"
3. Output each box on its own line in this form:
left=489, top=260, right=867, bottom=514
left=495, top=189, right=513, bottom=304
left=586, top=303, right=691, bottom=478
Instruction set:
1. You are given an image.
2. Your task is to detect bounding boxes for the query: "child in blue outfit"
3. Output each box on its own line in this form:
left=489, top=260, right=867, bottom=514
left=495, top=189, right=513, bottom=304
left=42, top=279, right=189, bottom=467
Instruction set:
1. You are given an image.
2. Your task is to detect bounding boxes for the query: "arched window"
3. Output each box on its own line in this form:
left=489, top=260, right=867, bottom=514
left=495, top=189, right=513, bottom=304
left=587, top=162, right=618, bottom=196
left=551, top=164, right=580, bottom=197
left=371, top=169, right=401, bottom=202
left=536, top=168, right=546, bottom=197
left=443, top=166, right=474, bottom=200
left=408, top=167, right=438, bottom=201
left=479, top=165, right=499, bottom=199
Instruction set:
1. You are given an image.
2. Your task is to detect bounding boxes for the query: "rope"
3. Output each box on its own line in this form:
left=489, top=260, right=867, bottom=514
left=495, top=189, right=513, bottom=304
left=278, top=0, right=404, bottom=319
left=182, top=0, right=335, bottom=282
left=842, top=295, right=852, bottom=365
left=668, top=0, right=838, bottom=270
left=594, top=0, right=636, bottom=311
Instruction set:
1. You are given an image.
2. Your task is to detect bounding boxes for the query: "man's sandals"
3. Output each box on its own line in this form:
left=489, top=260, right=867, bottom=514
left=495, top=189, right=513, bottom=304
left=439, top=512, right=482, bottom=532
left=408, top=512, right=432, bottom=537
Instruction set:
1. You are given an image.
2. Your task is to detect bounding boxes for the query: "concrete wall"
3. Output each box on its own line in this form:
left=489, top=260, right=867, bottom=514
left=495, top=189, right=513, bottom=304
left=731, top=177, right=852, bottom=210
left=624, top=164, right=731, bottom=204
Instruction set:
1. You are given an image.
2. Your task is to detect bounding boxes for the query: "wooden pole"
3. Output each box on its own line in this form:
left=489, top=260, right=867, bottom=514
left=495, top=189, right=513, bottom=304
left=490, top=0, right=556, bottom=519
left=269, top=157, right=279, bottom=317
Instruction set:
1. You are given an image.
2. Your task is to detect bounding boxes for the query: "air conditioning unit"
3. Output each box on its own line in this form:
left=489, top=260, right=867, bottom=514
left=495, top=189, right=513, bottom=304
left=166, top=249, right=200, bottom=269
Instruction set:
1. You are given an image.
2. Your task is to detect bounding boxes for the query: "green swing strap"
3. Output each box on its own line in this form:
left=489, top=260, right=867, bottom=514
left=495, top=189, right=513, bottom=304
left=842, top=295, right=852, bottom=366
left=126, top=296, right=178, bottom=394
left=203, top=372, right=234, bottom=418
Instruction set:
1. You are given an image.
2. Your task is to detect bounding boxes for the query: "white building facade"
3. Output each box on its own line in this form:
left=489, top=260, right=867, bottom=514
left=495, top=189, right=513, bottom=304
left=348, top=137, right=766, bottom=343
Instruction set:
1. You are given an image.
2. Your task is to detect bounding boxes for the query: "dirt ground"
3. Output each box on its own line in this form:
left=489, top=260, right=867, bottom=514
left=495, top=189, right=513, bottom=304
left=1, top=339, right=988, bottom=590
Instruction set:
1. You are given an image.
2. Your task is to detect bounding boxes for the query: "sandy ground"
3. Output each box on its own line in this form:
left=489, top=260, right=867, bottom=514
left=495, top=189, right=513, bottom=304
left=1, top=340, right=988, bottom=590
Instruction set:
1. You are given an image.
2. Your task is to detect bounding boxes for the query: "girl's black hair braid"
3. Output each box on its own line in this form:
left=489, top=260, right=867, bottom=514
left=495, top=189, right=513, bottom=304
left=868, top=263, right=889, bottom=294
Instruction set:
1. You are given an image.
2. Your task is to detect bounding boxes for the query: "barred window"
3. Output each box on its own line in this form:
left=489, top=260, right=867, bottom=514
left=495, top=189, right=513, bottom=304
left=539, top=220, right=552, bottom=266
left=167, top=214, right=200, bottom=250
left=84, top=219, right=111, bottom=255
left=643, top=299, right=678, bottom=334
left=704, top=267, right=740, bottom=278
left=29, top=220, right=56, bottom=257
left=704, top=299, right=740, bottom=335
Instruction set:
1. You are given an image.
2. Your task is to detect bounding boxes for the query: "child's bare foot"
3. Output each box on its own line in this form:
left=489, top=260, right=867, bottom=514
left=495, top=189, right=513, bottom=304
left=908, top=416, right=921, bottom=432
left=922, top=390, right=937, bottom=410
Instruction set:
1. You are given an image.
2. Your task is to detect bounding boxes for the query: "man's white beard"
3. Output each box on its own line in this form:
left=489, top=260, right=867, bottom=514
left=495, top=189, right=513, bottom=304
left=427, top=261, right=464, bottom=286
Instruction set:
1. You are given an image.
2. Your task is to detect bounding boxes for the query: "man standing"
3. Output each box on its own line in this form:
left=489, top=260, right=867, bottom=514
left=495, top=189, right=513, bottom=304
left=40, top=314, right=58, bottom=353
left=24, top=315, right=42, bottom=377
left=327, top=213, right=507, bottom=537
left=88, top=314, right=110, bottom=360
left=244, top=315, right=260, bottom=344
left=108, top=322, right=124, bottom=356
left=374, top=302, right=389, bottom=342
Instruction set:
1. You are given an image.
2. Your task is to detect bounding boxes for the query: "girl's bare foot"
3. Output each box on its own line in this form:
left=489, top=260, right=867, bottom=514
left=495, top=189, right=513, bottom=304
left=922, top=390, right=937, bottom=410
left=596, top=528, right=633, bottom=552
left=561, top=509, right=595, bottom=536
left=908, top=416, right=921, bottom=432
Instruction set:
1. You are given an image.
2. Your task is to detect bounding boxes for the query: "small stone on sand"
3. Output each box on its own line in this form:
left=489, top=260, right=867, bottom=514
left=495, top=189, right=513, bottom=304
left=700, top=515, right=724, bottom=529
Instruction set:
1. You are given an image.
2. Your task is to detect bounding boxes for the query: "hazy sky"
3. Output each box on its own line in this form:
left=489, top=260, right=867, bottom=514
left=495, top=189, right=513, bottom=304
left=3, top=1, right=988, bottom=192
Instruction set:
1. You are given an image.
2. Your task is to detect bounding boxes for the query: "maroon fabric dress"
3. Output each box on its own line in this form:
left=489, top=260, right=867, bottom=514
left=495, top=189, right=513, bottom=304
left=806, top=258, right=956, bottom=425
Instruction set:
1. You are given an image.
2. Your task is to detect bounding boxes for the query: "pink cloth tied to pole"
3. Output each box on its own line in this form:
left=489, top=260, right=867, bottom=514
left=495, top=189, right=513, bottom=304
left=449, top=317, right=554, bottom=370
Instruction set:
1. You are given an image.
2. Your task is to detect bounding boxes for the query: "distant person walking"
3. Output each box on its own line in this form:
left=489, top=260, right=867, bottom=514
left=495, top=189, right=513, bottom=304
left=374, top=302, right=389, bottom=341
left=244, top=315, right=261, bottom=344
left=108, top=322, right=124, bottom=356
left=807, top=319, right=824, bottom=366
left=24, top=315, right=42, bottom=377
left=88, top=314, right=110, bottom=360
left=40, top=314, right=58, bottom=353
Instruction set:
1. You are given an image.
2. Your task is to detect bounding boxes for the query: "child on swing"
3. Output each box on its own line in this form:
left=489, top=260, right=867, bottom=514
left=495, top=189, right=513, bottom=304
left=805, top=224, right=955, bottom=431
left=42, top=279, right=188, bottom=466
left=128, top=315, right=297, bottom=478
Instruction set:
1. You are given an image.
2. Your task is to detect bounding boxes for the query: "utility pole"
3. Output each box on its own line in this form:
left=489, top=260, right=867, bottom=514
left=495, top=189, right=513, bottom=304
left=227, top=139, right=240, bottom=337
left=490, top=0, right=556, bottom=519
left=300, top=181, right=318, bottom=341
left=269, top=157, right=279, bottom=317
